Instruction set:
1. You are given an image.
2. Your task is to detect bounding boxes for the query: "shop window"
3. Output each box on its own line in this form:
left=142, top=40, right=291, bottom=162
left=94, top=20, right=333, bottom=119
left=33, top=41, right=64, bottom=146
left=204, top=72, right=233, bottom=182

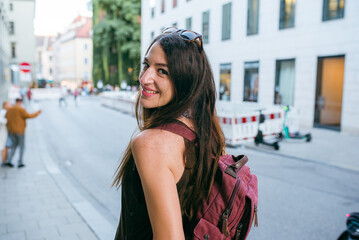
left=274, top=59, right=295, bottom=106
left=219, top=63, right=232, bottom=101
left=243, top=61, right=259, bottom=102
left=323, top=0, right=345, bottom=21
left=279, top=0, right=296, bottom=29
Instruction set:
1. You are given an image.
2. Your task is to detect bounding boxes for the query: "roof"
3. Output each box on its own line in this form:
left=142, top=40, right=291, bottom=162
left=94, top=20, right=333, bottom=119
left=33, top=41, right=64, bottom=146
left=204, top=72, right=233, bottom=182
left=68, top=15, right=92, bottom=38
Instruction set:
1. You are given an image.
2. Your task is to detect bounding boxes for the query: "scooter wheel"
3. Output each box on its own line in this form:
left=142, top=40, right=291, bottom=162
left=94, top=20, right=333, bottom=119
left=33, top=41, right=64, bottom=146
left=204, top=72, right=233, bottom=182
left=274, top=143, right=280, bottom=151
left=306, top=134, right=312, bottom=142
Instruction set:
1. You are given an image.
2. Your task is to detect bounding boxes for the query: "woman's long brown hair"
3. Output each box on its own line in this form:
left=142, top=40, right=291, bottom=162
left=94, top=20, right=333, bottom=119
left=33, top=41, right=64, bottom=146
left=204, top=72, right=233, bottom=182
left=112, top=33, right=225, bottom=220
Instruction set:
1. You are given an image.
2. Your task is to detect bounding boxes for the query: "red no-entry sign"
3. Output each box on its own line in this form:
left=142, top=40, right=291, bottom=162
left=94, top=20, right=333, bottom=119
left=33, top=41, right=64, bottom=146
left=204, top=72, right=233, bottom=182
left=19, top=62, right=31, bottom=73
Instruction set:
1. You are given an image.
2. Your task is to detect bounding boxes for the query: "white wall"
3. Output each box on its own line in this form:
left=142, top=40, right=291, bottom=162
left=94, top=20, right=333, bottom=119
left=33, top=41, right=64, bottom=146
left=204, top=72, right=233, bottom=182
left=142, top=0, right=359, bottom=133
left=0, top=0, right=11, bottom=105
left=8, top=0, right=36, bottom=81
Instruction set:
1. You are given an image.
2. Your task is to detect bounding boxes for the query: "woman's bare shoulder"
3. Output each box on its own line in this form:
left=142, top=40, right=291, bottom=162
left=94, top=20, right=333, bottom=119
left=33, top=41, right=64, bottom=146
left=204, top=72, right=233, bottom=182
left=131, top=128, right=186, bottom=181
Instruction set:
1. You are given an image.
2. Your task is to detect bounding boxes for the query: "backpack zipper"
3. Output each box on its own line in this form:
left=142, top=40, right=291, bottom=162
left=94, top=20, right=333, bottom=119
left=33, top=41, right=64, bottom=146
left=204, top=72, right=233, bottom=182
left=254, top=204, right=258, bottom=227
left=221, top=178, right=241, bottom=237
left=235, top=223, right=243, bottom=240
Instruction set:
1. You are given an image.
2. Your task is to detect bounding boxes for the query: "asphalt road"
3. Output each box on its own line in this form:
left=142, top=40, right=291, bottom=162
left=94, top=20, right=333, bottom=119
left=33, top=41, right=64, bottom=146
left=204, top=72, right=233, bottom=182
left=32, top=96, right=359, bottom=240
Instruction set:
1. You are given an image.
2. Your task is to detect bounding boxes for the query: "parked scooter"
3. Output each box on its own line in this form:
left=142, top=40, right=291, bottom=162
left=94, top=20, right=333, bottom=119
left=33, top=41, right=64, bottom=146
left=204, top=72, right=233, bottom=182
left=254, top=109, right=280, bottom=150
left=277, top=105, right=312, bottom=142
left=337, top=212, right=359, bottom=240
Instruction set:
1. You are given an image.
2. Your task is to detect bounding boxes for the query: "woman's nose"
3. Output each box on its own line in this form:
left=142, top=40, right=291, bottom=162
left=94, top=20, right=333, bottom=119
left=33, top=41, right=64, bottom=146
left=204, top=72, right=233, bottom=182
left=140, top=68, right=155, bottom=84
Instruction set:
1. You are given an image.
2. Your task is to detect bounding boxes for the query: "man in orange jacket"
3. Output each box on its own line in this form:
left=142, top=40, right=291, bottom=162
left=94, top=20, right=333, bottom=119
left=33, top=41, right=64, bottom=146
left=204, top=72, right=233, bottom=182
left=4, top=98, right=41, bottom=168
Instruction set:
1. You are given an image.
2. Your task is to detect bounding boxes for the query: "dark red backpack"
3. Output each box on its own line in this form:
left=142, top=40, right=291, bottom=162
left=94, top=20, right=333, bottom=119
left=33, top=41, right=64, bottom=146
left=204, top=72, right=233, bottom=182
left=157, top=122, right=258, bottom=240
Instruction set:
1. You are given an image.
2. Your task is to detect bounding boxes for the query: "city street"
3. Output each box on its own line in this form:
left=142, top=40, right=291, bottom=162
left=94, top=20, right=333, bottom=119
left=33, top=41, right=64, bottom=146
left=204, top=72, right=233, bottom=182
left=26, top=96, right=359, bottom=239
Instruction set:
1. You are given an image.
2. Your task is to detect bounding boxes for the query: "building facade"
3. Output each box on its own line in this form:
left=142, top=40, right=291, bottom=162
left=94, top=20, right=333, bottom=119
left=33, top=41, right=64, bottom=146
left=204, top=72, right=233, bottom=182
left=57, top=16, right=93, bottom=90
left=35, top=36, right=57, bottom=87
left=8, top=0, right=36, bottom=86
left=141, top=0, right=359, bottom=134
left=0, top=0, right=11, bottom=106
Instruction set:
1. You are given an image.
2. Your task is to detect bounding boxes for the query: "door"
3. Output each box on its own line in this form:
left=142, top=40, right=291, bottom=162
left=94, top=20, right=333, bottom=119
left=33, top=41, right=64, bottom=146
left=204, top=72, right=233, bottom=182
left=314, top=56, right=345, bottom=130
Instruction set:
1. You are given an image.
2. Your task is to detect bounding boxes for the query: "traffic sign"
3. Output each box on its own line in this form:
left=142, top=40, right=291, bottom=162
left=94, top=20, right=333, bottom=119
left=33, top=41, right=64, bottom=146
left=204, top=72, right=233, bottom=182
left=19, top=62, right=31, bottom=73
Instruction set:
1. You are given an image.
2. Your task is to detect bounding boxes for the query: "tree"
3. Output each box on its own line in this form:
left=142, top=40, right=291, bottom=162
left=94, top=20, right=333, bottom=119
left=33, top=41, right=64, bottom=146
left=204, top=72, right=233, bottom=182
left=92, top=0, right=141, bottom=88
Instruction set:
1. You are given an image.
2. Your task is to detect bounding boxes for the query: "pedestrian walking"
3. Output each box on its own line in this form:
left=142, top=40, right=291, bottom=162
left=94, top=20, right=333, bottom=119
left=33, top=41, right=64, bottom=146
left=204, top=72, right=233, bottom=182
left=0, top=101, right=12, bottom=164
left=112, top=27, right=226, bottom=239
left=26, top=88, right=32, bottom=103
left=4, top=98, right=41, bottom=168
left=59, top=86, right=68, bottom=107
left=74, top=88, right=80, bottom=106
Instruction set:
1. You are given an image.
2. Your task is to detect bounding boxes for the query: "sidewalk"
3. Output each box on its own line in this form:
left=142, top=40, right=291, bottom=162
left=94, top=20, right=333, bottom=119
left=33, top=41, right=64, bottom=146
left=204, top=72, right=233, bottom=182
left=0, top=118, right=115, bottom=240
left=243, top=127, right=359, bottom=172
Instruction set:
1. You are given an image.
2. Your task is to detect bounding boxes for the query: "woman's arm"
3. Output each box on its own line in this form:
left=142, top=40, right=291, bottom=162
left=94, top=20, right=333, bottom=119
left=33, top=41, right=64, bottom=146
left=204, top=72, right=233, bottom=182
left=132, top=129, right=186, bottom=240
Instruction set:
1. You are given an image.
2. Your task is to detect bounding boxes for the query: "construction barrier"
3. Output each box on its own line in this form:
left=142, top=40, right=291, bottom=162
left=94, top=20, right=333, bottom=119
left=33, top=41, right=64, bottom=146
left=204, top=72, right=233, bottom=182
left=218, top=106, right=283, bottom=147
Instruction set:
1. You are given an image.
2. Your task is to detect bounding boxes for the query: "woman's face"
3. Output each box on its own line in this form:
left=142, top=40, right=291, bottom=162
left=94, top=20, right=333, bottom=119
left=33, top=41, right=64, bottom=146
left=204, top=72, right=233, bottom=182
left=139, top=42, right=174, bottom=109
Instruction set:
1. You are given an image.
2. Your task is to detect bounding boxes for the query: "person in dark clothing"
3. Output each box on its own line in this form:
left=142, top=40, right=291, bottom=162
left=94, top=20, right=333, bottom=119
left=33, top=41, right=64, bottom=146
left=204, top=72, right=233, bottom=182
left=112, top=27, right=225, bottom=240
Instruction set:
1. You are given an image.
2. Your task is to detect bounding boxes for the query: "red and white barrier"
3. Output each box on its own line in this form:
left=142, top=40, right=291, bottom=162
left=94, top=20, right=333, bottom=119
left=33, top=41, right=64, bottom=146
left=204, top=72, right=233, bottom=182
left=218, top=107, right=283, bottom=147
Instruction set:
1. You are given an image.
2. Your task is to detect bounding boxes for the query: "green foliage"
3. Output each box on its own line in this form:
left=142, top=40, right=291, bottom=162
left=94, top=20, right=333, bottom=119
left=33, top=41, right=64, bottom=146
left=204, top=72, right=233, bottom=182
left=92, top=0, right=141, bottom=88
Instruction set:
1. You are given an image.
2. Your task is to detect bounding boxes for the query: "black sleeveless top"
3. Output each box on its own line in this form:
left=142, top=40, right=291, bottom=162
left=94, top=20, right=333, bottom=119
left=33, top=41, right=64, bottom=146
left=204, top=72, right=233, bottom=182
left=114, top=122, right=197, bottom=240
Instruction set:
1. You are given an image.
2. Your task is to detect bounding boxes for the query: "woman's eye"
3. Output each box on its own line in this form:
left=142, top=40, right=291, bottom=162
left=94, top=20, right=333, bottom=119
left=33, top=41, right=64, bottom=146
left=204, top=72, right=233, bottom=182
left=158, top=69, right=169, bottom=75
left=142, top=62, right=149, bottom=69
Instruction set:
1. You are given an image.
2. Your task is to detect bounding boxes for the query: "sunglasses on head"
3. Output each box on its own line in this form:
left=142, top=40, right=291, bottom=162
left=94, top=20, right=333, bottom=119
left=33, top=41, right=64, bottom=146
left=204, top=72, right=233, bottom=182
left=162, top=27, right=203, bottom=53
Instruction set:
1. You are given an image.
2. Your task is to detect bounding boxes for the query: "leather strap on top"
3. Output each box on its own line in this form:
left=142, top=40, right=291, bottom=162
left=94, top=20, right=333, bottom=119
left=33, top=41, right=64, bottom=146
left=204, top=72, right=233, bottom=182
left=154, top=121, right=197, bottom=142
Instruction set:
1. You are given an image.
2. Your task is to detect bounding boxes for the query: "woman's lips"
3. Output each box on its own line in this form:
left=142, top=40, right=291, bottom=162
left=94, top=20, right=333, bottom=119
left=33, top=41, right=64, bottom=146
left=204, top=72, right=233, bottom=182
left=142, top=86, right=159, bottom=97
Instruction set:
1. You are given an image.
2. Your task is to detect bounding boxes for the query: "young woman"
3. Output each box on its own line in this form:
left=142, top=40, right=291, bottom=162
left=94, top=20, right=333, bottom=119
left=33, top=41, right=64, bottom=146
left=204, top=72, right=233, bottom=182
left=113, top=27, right=225, bottom=240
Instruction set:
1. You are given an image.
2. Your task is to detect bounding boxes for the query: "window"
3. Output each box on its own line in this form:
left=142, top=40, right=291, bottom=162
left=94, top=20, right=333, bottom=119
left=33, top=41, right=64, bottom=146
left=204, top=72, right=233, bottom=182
left=243, top=61, right=259, bottom=102
left=173, top=0, right=177, bottom=8
left=323, top=0, right=345, bottom=21
left=219, top=63, right=232, bottom=101
left=11, top=42, right=16, bottom=58
left=274, top=59, right=295, bottom=106
left=49, top=56, right=52, bottom=61
left=222, top=2, right=232, bottom=40
left=9, top=21, right=14, bottom=34
left=49, top=68, right=53, bottom=74
left=151, top=31, right=155, bottom=41
left=172, top=22, right=177, bottom=27
left=84, top=71, right=89, bottom=80
left=279, top=0, right=296, bottom=29
left=84, top=58, right=88, bottom=65
left=151, top=7, right=155, bottom=18
left=186, top=17, right=192, bottom=30
left=202, top=11, right=210, bottom=44
left=9, top=3, right=13, bottom=11
left=247, top=0, right=259, bottom=35
left=84, top=43, right=88, bottom=50
left=161, top=0, right=165, bottom=13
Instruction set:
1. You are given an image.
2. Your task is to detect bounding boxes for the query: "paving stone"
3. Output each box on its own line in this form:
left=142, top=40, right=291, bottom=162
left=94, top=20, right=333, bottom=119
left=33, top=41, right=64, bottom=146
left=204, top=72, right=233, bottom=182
left=77, top=231, right=99, bottom=240
left=0, top=214, right=21, bottom=224
left=7, top=220, right=39, bottom=233
left=48, top=208, right=78, bottom=218
left=66, top=214, right=85, bottom=224
left=37, top=216, right=69, bottom=228
left=0, top=231, right=26, bottom=240
left=47, top=234, right=80, bottom=240
left=25, top=226, right=60, bottom=239
left=0, top=223, right=6, bottom=234
left=57, top=222, right=94, bottom=236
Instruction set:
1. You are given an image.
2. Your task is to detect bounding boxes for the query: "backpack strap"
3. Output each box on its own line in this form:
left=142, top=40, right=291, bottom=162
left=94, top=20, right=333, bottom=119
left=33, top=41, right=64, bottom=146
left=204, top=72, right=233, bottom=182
left=154, top=121, right=197, bottom=142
